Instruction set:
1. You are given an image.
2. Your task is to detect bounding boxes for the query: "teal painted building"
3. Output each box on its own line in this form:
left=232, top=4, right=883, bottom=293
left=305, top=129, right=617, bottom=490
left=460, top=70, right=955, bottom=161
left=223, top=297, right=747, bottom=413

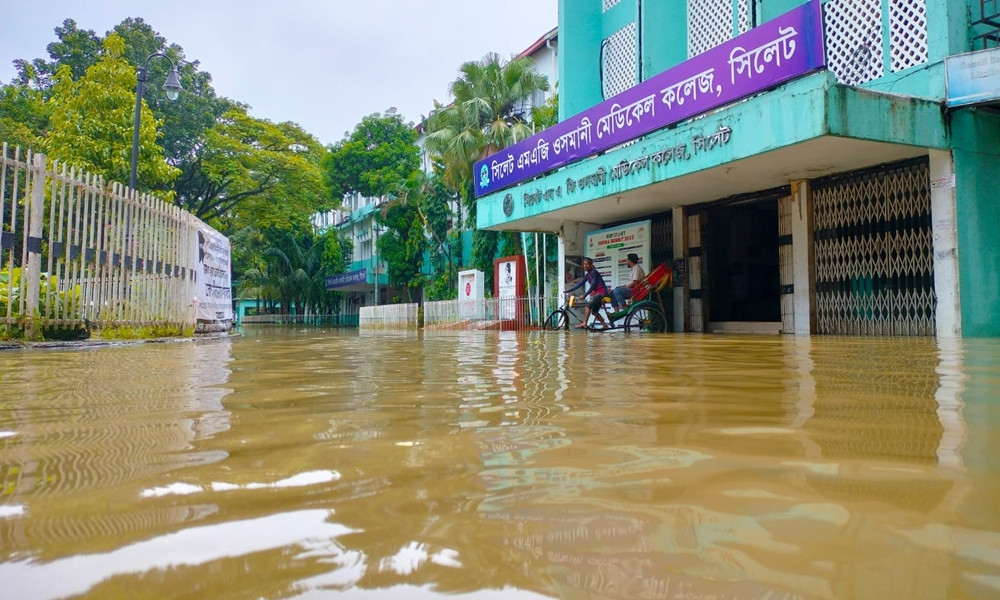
left=477, top=0, right=1000, bottom=337
left=321, top=199, right=391, bottom=310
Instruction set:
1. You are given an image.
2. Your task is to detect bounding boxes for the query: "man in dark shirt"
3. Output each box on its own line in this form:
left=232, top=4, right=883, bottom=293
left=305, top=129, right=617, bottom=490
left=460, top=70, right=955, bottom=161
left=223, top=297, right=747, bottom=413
left=565, top=257, right=610, bottom=329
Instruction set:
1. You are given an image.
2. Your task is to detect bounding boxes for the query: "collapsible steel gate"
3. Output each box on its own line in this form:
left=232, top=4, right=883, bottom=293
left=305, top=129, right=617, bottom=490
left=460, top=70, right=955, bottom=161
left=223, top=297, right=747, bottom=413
left=812, top=157, right=935, bottom=336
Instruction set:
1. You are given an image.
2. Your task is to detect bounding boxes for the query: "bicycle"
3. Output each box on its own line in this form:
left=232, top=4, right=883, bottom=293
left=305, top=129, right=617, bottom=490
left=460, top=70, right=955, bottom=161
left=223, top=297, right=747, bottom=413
left=542, top=263, right=672, bottom=333
left=542, top=293, right=621, bottom=331
left=542, top=295, right=586, bottom=330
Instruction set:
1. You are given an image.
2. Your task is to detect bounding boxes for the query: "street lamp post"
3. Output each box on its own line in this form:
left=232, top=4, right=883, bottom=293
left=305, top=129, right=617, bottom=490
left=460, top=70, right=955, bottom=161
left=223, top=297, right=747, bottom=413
left=130, top=52, right=183, bottom=191
left=373, top=223, right=384, bottom=306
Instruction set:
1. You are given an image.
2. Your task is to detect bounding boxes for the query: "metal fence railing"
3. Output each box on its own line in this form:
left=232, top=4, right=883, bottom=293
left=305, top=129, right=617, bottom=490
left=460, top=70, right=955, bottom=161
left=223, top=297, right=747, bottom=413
left=241, top=313, right=359, bottom=326
left=2, top=145, right=209, bottom=335
left=423, top=295, right=561, bottom=330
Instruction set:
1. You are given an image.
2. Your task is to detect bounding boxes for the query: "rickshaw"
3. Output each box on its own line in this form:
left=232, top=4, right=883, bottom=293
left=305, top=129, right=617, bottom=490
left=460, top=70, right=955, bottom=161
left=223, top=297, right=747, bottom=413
left=543, top=263, right=672, bottom=333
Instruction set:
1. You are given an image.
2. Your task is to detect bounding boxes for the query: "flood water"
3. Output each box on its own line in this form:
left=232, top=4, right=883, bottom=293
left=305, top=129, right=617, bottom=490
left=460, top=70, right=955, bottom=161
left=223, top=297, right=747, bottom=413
left=1, top=327, right=999, bottom=600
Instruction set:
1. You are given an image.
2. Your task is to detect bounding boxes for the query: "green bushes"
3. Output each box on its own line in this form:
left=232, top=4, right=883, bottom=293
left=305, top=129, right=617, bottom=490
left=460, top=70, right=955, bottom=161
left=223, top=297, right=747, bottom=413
left=1, top=267, right=84, bottom=340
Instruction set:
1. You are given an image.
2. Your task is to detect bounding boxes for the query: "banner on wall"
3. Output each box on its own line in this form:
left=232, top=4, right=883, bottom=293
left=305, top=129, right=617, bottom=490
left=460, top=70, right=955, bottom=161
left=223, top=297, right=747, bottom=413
left=584, top=220, right=652, bottom=287
left=195, top=225, right=234, bottom=331
left=494, top=255, right=527, bottom=322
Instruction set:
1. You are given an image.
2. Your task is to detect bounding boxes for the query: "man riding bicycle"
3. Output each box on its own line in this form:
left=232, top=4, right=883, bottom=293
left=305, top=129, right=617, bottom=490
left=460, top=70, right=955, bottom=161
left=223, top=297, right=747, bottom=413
left=565, top=257, right=609, bottom=330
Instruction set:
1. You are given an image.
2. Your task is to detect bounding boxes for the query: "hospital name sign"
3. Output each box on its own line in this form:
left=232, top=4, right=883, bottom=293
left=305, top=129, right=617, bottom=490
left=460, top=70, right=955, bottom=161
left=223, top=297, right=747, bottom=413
left=474, top=0, right=825, bottom=198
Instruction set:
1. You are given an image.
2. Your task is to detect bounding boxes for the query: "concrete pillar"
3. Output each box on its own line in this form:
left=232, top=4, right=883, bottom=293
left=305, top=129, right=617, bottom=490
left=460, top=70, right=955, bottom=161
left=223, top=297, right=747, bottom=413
left=687, top=211, right=705, bottom=332
left=672, top=205, right=687, bottom=332
left=557, top=236, right=568, bottom=298
left=24, top=153, right=46, bottom=338
left=790, top=180, right=815, bottom=335
left=929, top=149, right=961, bottom=338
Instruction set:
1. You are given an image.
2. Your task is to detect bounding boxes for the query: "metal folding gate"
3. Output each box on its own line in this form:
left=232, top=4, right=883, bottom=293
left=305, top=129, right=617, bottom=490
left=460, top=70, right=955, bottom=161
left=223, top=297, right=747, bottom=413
left=812, top=157, right=935, bottom=336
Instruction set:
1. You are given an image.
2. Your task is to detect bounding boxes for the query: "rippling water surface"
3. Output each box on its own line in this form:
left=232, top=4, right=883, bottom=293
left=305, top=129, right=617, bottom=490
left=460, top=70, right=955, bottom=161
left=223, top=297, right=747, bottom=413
left=1, top=327, right=999, bottom=599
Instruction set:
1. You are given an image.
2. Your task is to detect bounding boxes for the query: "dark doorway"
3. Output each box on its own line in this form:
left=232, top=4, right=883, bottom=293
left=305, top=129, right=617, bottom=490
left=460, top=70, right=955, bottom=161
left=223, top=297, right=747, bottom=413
left=705, top=198, right=780, bottom=322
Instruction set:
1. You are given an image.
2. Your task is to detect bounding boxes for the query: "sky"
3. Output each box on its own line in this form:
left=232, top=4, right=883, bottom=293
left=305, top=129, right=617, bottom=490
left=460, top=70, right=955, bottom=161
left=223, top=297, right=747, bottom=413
left=0, top=0, right=558, bottom=146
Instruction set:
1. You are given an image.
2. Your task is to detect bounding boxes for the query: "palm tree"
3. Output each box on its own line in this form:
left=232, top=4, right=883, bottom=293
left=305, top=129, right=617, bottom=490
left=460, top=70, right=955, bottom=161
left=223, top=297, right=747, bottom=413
left=425, top=52, right=549, bottom=289
left=237, top=233, right=327, bottom=318
left=426, top=52, right=549, bottom=209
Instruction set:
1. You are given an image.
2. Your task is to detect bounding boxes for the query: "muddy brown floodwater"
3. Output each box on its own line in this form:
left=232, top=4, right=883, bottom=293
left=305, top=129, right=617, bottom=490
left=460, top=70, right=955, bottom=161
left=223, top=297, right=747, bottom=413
left=1, top=326, right=999, bottom=599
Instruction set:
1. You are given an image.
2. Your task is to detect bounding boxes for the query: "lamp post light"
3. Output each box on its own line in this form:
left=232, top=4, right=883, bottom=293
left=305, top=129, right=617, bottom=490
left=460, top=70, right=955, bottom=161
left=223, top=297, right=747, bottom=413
left=130, top=52, right=182, bottom=191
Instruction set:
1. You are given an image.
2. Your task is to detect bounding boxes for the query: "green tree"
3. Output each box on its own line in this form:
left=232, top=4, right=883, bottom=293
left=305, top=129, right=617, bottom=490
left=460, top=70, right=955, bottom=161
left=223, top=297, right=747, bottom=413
left=322, top=109, right=419, bottom=201
left=180, top=107, right=328, bottom=225
left=425, top=52, right=550, bottom=291
left=46, top=33, right=178, bottom=190
left=238, top=230, right=349, bottom=317
left=324, top=110, right=424, bottom=300
left=6, top=19, right=101, bottom=91
left=0, top=81, right=48, bottom=151
left=382, top=168, right=463, bottom=300
left=376, top=203, right=425, bottom=303
left=533, top=89, right=559, bottom=130
left=44, top=19, right=103, bottom=81
left=426, top=52, right=549, bottom=197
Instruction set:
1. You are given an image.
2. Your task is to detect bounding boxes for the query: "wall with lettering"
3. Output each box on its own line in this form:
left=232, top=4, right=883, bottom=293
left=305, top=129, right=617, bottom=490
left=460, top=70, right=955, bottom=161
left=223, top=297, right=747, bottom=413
left=477, top=69, right=834, bottom=231
left=195, top=225, right=234, bottom=326
left=473, top=0, right=825, bottom=198
left=478, top=106, right=743, bottom=230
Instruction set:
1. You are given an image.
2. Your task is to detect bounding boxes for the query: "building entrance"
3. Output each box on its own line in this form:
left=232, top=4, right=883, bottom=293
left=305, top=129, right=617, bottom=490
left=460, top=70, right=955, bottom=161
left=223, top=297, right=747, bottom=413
left=704, top=196, right=781, bottom=326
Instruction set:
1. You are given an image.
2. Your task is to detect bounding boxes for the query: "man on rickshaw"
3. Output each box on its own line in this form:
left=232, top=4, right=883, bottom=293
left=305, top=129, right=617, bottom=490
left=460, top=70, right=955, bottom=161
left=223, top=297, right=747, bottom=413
left=564, top=257, right=610, bottom=330
left=611, top=253, right=645, bottom=312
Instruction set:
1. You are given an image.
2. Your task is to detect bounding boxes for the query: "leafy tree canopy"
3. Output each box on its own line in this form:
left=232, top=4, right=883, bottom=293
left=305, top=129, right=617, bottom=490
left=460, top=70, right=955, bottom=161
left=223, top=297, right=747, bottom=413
left=0, top=83, right=48, bottom=151
left=376, top=202, right=425, bottom=302
left=46, top=33, right=178, bottom=190
left=183, top=107, right=329, bottom=227
left=424, top=52, right=549, bottom=289
left=322, top=108, right=419, bottom=201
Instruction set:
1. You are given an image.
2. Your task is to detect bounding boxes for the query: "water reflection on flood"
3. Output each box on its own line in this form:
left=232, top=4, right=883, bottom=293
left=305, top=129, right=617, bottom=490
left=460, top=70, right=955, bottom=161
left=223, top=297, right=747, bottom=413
left=1, top=328, right=999, bottom=600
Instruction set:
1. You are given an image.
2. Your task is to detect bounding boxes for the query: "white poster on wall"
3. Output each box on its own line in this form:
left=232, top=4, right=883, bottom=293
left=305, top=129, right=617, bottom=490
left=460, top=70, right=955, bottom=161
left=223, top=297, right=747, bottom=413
left=497, top=259, right=518, bottom=320
left=584, top=220, right=652, bottom=287
left=195, top=225, right=234, bottom=330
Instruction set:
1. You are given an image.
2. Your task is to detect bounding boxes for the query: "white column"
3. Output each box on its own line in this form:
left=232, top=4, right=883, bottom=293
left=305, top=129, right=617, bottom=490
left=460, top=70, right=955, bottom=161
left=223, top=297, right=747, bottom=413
left=557, top=235, right=567, bottom=298
left=791, top=180, right=815, bottom=335
left=929, top=149, right=961, bottom=338
left=24, top=153, right=46, bottom=336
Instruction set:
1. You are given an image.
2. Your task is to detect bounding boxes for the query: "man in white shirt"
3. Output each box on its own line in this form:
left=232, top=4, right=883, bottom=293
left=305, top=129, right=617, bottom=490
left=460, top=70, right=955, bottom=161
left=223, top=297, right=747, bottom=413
left=611, top=253, right=645, bottom=311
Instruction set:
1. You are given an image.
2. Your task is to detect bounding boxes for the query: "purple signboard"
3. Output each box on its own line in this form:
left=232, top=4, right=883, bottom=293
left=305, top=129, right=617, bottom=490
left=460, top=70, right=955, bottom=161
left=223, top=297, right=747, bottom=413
left=474, top=0, right=826, bottom=198
left=326, top=268, right=368, bottom=290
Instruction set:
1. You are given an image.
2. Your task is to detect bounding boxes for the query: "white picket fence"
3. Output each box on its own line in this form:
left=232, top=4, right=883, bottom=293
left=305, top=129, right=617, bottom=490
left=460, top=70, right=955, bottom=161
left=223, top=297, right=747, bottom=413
left=1, top=146, right=206, bottom=334
left=359, top=303, right=419, bottom=330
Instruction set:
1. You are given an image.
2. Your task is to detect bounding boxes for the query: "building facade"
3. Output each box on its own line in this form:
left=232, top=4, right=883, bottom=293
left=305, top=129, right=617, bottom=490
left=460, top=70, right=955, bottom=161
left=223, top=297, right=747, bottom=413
left=475, top=0, right=1000, bottom=337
